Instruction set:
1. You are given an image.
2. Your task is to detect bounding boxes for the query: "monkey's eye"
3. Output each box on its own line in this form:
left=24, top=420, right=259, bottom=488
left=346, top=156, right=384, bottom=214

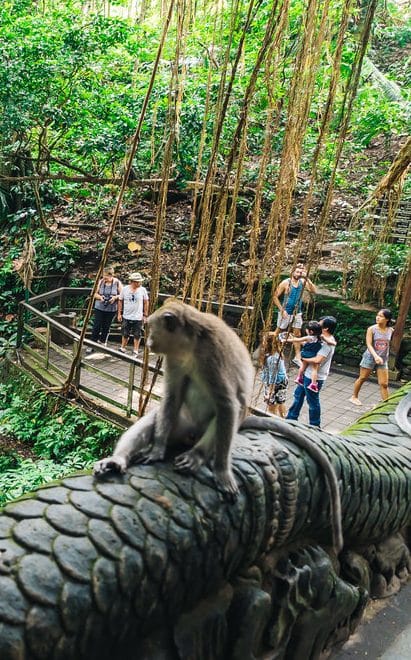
left=163, top=312, right=178, bottom=332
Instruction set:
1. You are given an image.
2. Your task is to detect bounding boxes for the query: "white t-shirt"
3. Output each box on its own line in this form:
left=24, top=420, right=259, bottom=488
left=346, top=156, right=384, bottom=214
left=305, top=342, right=335, bottom=381
left=119, top=285, right=149, bottom=321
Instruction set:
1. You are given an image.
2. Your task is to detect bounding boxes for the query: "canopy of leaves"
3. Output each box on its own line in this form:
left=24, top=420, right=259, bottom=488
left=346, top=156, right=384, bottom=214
left=1, top=0, right=409, bottom=192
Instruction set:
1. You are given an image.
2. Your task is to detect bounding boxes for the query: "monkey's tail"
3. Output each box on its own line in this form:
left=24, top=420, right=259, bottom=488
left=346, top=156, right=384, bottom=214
left=239, top=416, right=343, bottom=554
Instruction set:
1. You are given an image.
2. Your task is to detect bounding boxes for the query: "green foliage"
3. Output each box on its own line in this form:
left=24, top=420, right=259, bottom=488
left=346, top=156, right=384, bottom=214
left=0, top=330, right=18, bottom=359
left=0, top=4, right=158, bottom=187
left=0, top=0, right=409, bottom=217
left=0, top=371, right=119, bottom=504
left=350, top=88, right=408, bottom=148
left=0, top=376, right=118, bottom=461
left=0, top=457, right=88, bottom=507
left=0, top=374, right=119, bottom=505
left=0, top=223, right=81, bottom=344
left=374, top=4, right=411, bottom=83
left=34, top=231, right=81, bottom=275
left=336, top=229, right=409, bottom=282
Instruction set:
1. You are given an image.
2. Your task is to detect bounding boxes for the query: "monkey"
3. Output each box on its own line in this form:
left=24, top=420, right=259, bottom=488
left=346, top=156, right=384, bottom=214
left=239, top=415, right=343, bottom=554
left=94, top=299, right=255, bottom=499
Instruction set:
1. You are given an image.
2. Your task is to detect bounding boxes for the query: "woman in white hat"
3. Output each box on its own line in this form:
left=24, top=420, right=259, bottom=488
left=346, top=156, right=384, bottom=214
left=117, top=272, right=149, bottom=355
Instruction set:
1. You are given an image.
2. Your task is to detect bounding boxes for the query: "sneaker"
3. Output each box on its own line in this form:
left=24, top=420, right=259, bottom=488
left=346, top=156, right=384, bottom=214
left=85, top=347, right=93, bottom=355
left=295, top=375, right=304, bottom=385
left=349, top=396, right=362, bottom=406
left=118, top=347, right=127, bottom=354
left=307, top=382, right=319, bottom=393
left=291, top=358, right=302, bottom=368
left=132, top=350, right=139, bottom=357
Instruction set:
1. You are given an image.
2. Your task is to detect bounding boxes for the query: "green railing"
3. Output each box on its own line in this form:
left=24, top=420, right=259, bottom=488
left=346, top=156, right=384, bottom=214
left=16, top=288, right=159, bottom=420
left=16, top=288, right=253, bottom=422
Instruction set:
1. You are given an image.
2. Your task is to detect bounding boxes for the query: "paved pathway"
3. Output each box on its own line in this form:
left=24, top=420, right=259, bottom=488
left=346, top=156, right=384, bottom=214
left=334, top=580, right=411, bottom=659
left=80, top=342, right=389, bottom=433
left=252, top=360, right=387, bottom=433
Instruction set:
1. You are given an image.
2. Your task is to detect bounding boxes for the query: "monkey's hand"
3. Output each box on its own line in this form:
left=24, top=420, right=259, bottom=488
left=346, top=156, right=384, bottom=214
left=93, top=455, right=128, bottom=477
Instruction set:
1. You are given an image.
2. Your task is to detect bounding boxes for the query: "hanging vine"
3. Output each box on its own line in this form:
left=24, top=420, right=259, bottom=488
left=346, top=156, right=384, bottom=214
left=294, top=0, right=355, bottom=265
left=62, top=0, right=176, bottom=396
left=183, top=0, right=263, bottom=305
left=344, top=136, right=411, bottom=304
left=138, top=0, right=190, bottom=415
left=30, top=0, right=390, bottom=413
left=243, top=0, right=332, bottom=348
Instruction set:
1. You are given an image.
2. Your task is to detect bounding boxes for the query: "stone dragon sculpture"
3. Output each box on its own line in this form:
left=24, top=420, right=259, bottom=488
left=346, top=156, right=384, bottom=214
left=0, top=384, right=410, bottom=659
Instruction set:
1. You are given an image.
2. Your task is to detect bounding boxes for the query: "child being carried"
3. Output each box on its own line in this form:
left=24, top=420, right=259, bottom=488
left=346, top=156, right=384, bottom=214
left=281, top=321, right=335, bottom=393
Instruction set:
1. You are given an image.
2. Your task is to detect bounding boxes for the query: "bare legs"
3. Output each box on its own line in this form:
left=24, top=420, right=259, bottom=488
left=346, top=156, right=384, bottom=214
left=377, top=368, right=389, bottom=400
left=268, top=402, right=286, bottom=417
left=350, top=367, right=371, bottom=405
left=121, top=335, right=141, bottom=352
left=350, top=367, right=389, bottom=405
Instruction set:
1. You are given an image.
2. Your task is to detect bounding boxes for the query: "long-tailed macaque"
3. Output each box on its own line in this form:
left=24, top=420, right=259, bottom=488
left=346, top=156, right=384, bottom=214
left=94, top=300, right=254, bottom=498
left=239, top=416, right=343, bottom=553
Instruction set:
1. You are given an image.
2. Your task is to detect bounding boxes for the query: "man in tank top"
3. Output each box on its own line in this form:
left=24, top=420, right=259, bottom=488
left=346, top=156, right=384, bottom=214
left=273, top=263, right=317, bottom=366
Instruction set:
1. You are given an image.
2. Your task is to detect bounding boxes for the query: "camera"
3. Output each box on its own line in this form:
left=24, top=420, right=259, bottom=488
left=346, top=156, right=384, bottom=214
left=102, top=295, right=111, bottom=307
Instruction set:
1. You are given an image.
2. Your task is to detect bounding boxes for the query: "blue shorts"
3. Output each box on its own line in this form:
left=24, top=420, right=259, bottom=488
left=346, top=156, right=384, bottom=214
left=359, top=354, right=387, bottom=370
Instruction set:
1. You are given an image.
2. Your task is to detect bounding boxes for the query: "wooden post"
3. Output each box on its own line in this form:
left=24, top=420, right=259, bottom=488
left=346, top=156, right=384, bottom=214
left=127, top=362, right=136, bottom=417
left=45, top=322, right=51, bottom=369
left=389, top=257, right=411, bottom=374
left=72, top=338, right=81, bottom=389
left=16, top=303, right=24, bottom=348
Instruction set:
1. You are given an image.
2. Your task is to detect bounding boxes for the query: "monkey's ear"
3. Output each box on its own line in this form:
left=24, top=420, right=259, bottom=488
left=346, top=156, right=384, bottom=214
left=163, top=312, right=179, bottom=332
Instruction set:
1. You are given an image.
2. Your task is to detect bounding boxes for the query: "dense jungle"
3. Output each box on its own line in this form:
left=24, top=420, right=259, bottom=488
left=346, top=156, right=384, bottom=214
left=0, top=0, right=410, bottom=503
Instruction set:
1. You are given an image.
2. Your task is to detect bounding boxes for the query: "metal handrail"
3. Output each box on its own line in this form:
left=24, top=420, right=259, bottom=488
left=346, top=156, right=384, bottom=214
left=25, top=287, right=252, bottom=317
left=16, top=297, right=162, bottom=419
left=24, top=287, right=91, bottom=305
left=16, top=287, right=258, bottom=421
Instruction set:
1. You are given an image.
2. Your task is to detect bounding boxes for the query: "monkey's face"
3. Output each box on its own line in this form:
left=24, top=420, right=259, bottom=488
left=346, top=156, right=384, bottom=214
left=146, top=309, right=189, bottom=355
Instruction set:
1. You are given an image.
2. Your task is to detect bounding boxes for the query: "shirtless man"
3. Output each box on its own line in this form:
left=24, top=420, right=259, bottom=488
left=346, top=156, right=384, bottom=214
left=272, top=263, right=317, bottom=366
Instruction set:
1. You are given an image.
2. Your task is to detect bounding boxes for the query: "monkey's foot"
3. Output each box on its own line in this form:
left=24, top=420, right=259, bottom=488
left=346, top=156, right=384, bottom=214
left=174, top=449, right=205, bottom=472
left=216, top=470, right=240, bottom=502
left=93, top=455, right=128, bottom=477
left=135, top=446, right=166, bottom=465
